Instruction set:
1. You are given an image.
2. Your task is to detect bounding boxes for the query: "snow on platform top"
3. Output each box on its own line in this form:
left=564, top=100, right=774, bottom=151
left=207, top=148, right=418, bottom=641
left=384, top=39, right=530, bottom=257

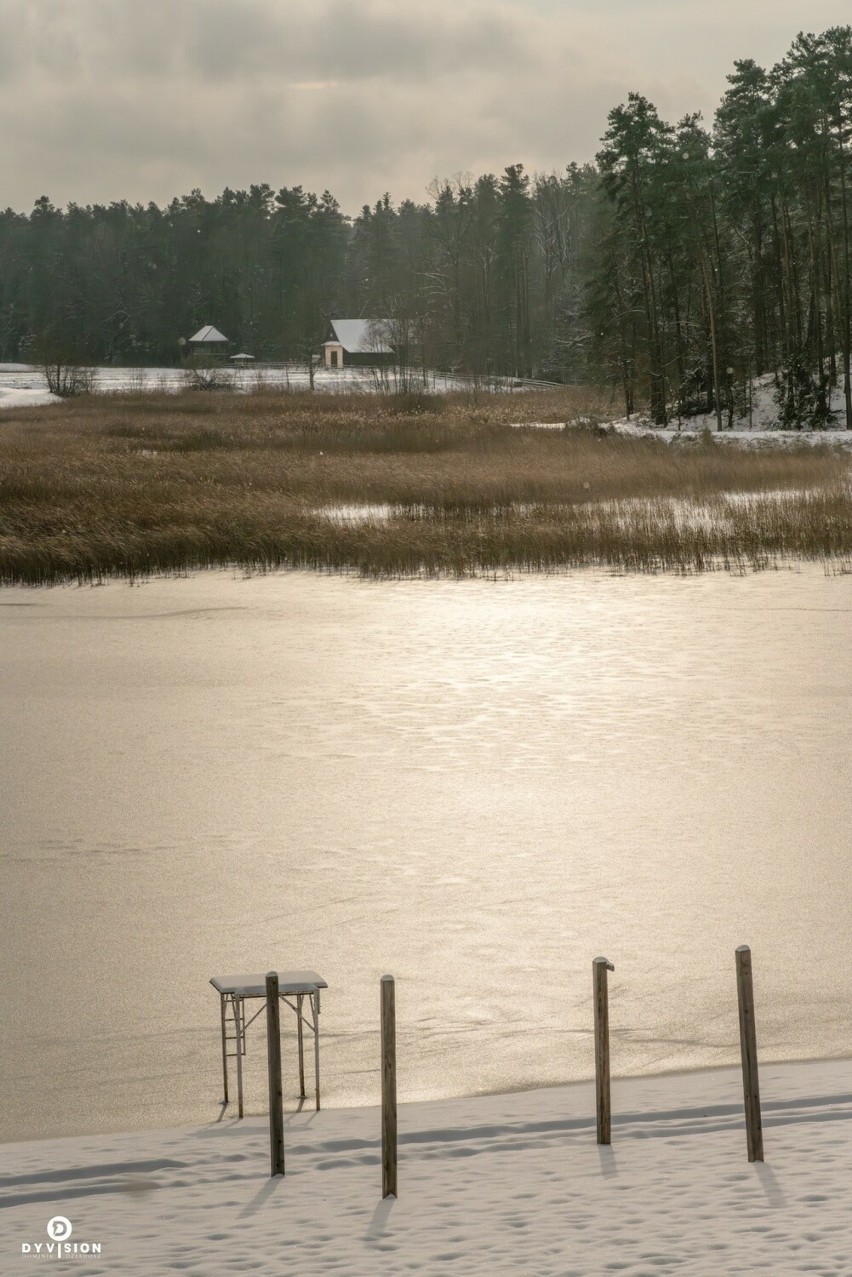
left=210, top=971, right=327, bottom=996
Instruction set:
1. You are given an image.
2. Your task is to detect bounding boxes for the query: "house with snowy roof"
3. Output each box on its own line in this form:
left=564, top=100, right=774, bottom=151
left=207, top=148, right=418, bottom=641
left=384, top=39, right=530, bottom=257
left=322, top=319, right=395, bottom=368
left=187, top=325, right=230, bottom=355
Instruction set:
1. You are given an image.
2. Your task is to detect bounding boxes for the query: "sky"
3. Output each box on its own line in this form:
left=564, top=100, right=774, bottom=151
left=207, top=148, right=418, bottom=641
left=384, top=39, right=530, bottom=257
left=1, top=0, right=850, bottom=217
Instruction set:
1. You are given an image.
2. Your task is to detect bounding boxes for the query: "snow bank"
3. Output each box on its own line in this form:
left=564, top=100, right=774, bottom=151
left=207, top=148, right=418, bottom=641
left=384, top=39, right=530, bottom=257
left=609, top=420, right=852, bottom=451
left=517, top=417, right=852, bottom=449
left=0, top=385, right=59, bottom=410
left=2, top=1059, right=850, bottom=1274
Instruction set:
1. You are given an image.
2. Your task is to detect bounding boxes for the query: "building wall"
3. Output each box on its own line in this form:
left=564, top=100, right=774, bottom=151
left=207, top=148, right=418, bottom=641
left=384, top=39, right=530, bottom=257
left=188, top=342, right=229, bottom=360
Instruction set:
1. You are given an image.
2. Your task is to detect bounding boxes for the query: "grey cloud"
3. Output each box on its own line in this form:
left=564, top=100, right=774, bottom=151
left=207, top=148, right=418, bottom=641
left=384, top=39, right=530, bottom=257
left=180, top=1, right=288, bottom=80
left=306, top=2, right=530, bottom=82
left=175, top=0, right=532, bottom=83
left=1, top=0, right=850, bottom=214
left=0, top=0, right=531, bottom=85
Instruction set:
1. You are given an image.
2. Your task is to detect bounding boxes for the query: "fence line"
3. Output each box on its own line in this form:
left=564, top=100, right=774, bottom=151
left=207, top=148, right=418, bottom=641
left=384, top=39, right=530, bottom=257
left=246, top=945, right=770, bottom=1187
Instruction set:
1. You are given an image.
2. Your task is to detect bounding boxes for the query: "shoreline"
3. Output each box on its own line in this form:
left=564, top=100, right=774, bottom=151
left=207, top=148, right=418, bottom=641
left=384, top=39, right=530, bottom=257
left=3, top=1050, right=851, bottom=1149
left=3, top=1057, right=850, bottom=1273
left=4, top=1050, right=850, bottom=1150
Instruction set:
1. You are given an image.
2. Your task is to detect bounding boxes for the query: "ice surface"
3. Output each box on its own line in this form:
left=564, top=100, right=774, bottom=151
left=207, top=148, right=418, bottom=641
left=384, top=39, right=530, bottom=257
left=2, top=568, right=851, bottom=1144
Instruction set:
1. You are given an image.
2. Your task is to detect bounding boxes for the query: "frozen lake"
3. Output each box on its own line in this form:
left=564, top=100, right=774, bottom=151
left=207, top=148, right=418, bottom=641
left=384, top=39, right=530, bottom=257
left=0, top=363, right=526, bottom=403
left=1, top=567, right=851, bottom=1141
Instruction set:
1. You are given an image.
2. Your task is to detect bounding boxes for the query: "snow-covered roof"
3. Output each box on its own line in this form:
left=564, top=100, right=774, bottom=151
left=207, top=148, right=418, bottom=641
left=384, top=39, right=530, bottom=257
left=189, top=325, right=229, bottom=344
left=329, top=319, right=394, bottom=354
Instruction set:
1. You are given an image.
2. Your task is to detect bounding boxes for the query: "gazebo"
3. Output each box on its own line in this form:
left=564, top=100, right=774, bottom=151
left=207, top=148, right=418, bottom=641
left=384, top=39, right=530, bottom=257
left=187, top=325, right=230, bottom=356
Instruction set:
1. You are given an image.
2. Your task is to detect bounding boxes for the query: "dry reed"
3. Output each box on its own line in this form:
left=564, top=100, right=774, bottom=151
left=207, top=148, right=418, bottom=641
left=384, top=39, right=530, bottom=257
left=1, top=390, right=850, bottom=583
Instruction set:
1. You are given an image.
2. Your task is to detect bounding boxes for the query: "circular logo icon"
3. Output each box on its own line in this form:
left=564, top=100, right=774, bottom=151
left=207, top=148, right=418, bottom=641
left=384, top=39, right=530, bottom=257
left=47, top=1217, right=72, bottom=1241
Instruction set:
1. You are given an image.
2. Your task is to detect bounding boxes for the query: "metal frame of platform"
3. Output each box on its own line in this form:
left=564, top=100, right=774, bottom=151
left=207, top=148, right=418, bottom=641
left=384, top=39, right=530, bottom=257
left=209, top=971, right=327, bottom=1117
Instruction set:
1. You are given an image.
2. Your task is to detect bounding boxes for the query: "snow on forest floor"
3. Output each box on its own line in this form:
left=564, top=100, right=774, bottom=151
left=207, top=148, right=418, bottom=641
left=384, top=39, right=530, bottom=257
left=518, top=417, right=852, bottom=449
left=603, top=375, right=852, bottom=447
left=2, top=1059, right=851, bottom=1275
left=609, top=420, right=852, bottom=450
left=511, top=376, right=852, bottom=445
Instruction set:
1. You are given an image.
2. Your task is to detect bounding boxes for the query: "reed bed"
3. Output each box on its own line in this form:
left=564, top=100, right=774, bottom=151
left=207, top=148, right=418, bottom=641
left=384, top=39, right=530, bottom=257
left=1, top=391, right=850, bottom=583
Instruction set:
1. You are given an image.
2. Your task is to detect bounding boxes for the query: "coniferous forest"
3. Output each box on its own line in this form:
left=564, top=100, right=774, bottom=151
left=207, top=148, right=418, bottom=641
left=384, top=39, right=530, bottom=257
left=1, top=27, right=850, bottom=426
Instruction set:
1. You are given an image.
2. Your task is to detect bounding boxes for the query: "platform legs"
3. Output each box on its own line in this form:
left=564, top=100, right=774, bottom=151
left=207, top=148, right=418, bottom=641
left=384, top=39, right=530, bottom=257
left=232, top=995, right=245, bottom=1118
left=219, top=994, right=229, bottom=1104
left=297, top=993, right=306, bottom=1098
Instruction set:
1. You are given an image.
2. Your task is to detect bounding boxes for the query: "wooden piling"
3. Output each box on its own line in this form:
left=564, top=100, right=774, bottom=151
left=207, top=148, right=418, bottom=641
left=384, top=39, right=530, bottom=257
left=593, top=957, right=615, bottom=1145
left=735, top=945, right=764, bottom=1162
left=265, top=971, right=285, bottom=1177
left=381, top=974, right=397, bottom=1198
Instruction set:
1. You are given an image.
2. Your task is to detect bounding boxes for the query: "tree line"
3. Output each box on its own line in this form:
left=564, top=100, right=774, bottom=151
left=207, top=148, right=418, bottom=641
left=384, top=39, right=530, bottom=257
left=0, top=26, right=849, bottom=426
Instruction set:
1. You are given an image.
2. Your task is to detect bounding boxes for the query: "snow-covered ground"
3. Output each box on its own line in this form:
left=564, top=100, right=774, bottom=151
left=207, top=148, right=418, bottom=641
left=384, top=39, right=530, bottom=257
left=609, top=420, right=852, bottom=450
left=0, top=363, right=545, bottom=405
left=518, top=418, right=852, bottom=449
left=0, top=384, right=59, bottom=409
left=604, top=374, right=852, bottom=448
left=2, top=1059, right=850, bottom=1274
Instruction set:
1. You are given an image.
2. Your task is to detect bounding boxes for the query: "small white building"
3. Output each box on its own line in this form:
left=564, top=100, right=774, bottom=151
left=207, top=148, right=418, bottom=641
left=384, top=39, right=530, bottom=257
left=322, top=319, right=394, bottom=368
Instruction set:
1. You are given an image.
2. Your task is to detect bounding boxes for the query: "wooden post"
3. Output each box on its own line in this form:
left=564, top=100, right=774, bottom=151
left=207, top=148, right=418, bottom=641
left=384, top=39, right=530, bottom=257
left=381, top=974, right=397, bottom=1198
left=312, top=991, right=321, bottom=1111
left=593, top=957, right=615, bottom=1145
left=266, top=971, right=285, bottom=1177
left=735, top=945, right=764, bottom=1162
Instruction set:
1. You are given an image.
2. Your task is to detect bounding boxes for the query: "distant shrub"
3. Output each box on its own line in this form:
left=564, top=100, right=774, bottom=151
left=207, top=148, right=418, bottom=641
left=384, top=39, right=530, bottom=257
left=44, top=361, right=95, bottom=397
left=182, top=356, right=235, bottom=393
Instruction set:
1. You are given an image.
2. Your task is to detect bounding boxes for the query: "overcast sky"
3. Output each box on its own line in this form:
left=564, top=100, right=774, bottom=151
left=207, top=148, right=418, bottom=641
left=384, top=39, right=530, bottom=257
left=1, top=0, right=850, bottom=216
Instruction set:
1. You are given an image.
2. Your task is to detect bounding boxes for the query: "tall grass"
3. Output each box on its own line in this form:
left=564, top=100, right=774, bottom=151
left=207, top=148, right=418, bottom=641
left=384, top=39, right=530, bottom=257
left=1, top=391, right=850, bottom=583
